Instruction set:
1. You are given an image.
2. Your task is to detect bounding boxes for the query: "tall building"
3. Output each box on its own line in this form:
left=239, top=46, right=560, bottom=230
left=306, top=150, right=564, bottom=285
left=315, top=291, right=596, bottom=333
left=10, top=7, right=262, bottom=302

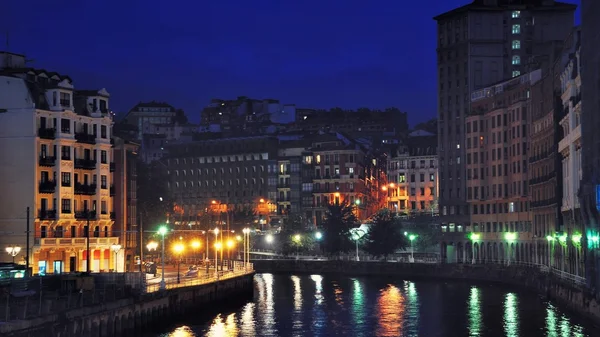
left=0, top=52, right=116, bottom=273
left=558, top=28, right=582, bottom=277
left=434, top=0, right=576, bottom=234
left=122, top=102, right=177, bottom=141
left=466, top=70, right=540, bottom=255
left=386, top=131, right=439, bottom=216
left=580, top=0, right=600, bottom=292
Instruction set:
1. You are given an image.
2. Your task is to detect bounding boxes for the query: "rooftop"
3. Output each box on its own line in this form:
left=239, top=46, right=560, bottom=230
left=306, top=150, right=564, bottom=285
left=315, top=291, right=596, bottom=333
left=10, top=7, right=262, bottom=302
left=434, top=0, right=577, bottom=21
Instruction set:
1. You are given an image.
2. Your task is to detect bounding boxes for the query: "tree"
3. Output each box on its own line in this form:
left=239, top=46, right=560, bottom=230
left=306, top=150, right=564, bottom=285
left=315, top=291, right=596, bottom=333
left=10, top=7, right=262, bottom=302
left=364, top=209, right=406, bottom=259
left=280, top=214, right=314, bottom=255
left=321, top=203, right=358, bottom=256
left=230, top=206, right=256, bottom=232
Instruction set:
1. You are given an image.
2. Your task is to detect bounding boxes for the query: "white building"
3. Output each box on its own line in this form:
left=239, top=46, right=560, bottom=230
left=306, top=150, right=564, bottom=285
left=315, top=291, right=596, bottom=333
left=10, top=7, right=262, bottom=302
left=0, top=52, right=117, bottom=274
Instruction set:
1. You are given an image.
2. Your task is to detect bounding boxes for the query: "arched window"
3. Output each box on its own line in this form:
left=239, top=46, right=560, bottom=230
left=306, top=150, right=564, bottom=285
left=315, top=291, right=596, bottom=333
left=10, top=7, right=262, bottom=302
left=512, top=40, right=521, bottom=50
left=512, top=55, right=521, bottom=65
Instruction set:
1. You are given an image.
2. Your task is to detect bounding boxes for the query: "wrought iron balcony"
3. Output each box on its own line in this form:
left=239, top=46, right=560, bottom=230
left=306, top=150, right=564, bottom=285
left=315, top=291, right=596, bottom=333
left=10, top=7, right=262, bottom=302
left=38, top=127, right=56, bottom=140
left=75, top=210, right=96, bottom=219
left=38, top=180, right=56, bottom=194
left=74, top=158, right=97, bottom=170
left=38, top=209, right=57, bottom=220
left=39, top=156, right=56, bottom=166
left=74, top=183, right=97, bottom=195
left=75, top=132, right=96, bottom=144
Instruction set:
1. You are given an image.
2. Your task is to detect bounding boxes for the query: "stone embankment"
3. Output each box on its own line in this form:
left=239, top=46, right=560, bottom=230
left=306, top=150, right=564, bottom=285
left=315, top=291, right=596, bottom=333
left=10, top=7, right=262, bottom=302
left=253, top=259, right=600, bottom=325
left=1, top=273, right=254, bottom=337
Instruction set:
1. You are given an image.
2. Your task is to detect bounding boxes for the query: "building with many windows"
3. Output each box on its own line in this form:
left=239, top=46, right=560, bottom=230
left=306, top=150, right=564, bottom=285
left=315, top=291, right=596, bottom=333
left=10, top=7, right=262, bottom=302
left=0, top=52, right=116, bottom=274
left=434, top=0, right=576, bottom=236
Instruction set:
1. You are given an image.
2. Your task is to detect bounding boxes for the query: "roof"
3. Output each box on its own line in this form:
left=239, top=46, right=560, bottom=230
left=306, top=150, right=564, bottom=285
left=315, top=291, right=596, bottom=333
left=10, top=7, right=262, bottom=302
left=76, top=89, right=110, bottom=98
left=129, top=101, right=175, bottom=111
left=0, top=67, right=73, bottom=83
left=433, top=0, right=577, bottom=21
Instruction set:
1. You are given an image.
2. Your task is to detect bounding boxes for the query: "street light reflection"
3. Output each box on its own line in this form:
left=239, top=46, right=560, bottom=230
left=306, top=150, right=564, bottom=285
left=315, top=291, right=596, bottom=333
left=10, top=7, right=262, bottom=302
left=376, top=285, right=404, bottom=337
left=168, top=326, right=195, bottom=337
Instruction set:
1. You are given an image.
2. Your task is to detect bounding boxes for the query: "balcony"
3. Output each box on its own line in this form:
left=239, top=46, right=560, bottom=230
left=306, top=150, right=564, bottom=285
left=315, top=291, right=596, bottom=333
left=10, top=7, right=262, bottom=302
left=38, top=209, right=57, bottom=220
left=37, top=236, right=119, bottom=248
left=277, top=182, right=290, bottom=188
left=110, top=162, right=115, bottom=172
left=110, top=212, right=116, bottom=220
left=75, top=210, right=97, bottom=219
left=75, top=132, right=96, bottom=144
left=38, top=127, right=56, bottom=140
left=75, top=158, right=96, bottom=170
left=38, top=180, right=56, bottom=194
left=39, top=156, right=56, bottom=167
left=110, top=185, right=115, bottom=196
left=74, top=183, right=97, bottom=195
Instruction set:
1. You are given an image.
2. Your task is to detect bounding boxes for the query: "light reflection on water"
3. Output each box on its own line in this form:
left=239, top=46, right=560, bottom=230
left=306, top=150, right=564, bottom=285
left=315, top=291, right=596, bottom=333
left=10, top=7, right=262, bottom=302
left=157, top=274, right=593, bottom=337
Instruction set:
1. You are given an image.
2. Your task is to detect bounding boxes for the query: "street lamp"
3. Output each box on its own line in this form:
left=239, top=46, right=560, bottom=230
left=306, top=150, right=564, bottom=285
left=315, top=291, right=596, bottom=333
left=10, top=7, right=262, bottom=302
left=469, top=233, right=480, bottom=264
left=157, top=225, right=169, bottom=291
left=214, top=241, right=222, bottom=278
left=408, top=234, right=417, bottom=262
left=111, top=244, right=122, bottom=272
left=265, top=234, right=274, bottom=244
left=572, top=233, right=582, bottom=276
left=350, top=229, right=364, bottom=262
left=214, top=227, right=219, bottom=274
left=5, top=246, right=21, bottom=263
left=504, top=232, right=517, bottom=266
left=315, top=231, right=323, bottom=240
left=191, top=240, right=201, bottom=263
left=293, top=234, right=302, bottom=257
left=173, top=243, right=184, bottom=284
left=242, top=228, right=251, bottom=270
left=546, top=235, right=555, bottom=267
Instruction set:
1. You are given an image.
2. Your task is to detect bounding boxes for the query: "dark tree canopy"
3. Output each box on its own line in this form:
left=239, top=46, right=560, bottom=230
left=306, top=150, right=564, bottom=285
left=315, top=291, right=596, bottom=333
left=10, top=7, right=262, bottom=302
left=321, top=203, right=358, bottom=256
left=364, top=209, right=406, bottom=259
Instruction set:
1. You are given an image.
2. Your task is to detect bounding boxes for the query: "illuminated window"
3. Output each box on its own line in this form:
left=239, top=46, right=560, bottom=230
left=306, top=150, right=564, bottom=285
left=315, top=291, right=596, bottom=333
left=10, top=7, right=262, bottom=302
left=315, top=155, right=321, bottom=164
left=512, top=55, right=521, bottom=65
left=512, top=11, right=521, bottom=18
left=512, top=40, right=521, bottom=50
left=512, top=24, right=521, bottom=34
left=456, top=143, right=460, bottom=149
left=512, top=70, right=521, bottom=77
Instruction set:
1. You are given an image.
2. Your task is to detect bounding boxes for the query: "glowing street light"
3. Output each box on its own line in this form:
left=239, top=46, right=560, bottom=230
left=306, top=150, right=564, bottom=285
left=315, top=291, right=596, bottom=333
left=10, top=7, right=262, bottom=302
left=5, top=246, right=21, bottom=263
left=226, top=239, right=235, bottom=249
left=265, top=234, right=274, bottom=244
left=173, top=243, right=185, bottom=284
left=111, top=244, right=122, bottom=272
left=408, top=234, right=417, bottom=262
left=315, top=231, right=323, bottom=240
left=469, top=233, right=480, bottom=264
left=242, top=228, right=251, bottom=270
left=157, top=225, right=169, bottom=290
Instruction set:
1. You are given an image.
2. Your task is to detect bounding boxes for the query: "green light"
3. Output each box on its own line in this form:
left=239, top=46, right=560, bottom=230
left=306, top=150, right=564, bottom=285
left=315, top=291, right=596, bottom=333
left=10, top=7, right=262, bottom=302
left=408, top=234, right=417, bottom=241
left=355, top=199, right=361, bottom=205
left=469, top=233, right=481, bottom=241
left=404, top=232, right=408, bottom=236
left=558, top=233, right=568, bottom=244
left=158, top=226, right=168, bottom=236
left=505, top=232, right=517, bottom=242
left=572, top=233, right=582, bottom=245
left=546, top=235, right=555, bottom=241
left=315, top=231, right=323, bottom=240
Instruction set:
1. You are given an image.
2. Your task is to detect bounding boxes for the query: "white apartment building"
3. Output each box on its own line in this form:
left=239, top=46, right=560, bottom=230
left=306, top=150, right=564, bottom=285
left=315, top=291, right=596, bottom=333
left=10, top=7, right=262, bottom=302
left=0, top=52, right=117, bottom=274
left=386, top=131, right=439, bottom=216
left=558, top=37, right=582, bottom=232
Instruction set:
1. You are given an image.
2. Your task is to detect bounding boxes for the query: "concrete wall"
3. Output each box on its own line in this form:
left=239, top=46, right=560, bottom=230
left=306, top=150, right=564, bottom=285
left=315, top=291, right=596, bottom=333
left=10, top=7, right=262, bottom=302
left=0, top=273, right=254, bottom=337
left=253, top=260, right=600, bottom=325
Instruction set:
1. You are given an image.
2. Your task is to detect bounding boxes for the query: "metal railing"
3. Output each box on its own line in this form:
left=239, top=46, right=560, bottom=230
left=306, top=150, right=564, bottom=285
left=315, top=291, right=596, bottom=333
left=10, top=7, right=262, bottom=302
left=145, top=261, right=254, bottom=293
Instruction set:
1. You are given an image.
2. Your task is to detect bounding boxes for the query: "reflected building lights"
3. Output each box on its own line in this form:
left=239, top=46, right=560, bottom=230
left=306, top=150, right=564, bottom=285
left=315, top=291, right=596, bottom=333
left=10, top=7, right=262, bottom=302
left=240, top=303, right=256, bottom=336
left=310, top=274, right=326, bottom=336
left=545, top=303, right=586, bottom=337
left=310, top=274, right=324, bottom=305
left=503, top=293, right=519, bottom=337
left=333, top=281, right=344, bottom=307
left=376, top=285, right=405, bottom=337
left=403, top=281, right=419, bottom=337
left=169, top=326, right=195, bottom=337
left=467, top=287, right=482, bottom=337
left=352, top=278, right=365, bottom=327
left=262, top=273, right=277, bottom=336
left=291, top=275, right=304, bottom=333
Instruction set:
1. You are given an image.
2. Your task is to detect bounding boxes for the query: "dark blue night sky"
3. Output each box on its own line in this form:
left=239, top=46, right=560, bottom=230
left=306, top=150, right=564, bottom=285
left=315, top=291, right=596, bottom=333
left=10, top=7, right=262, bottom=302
left=2, top=0, right=580, bottom=126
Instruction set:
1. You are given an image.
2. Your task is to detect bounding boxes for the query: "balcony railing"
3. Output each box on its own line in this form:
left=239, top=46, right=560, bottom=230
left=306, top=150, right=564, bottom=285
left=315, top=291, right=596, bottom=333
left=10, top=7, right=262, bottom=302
left=75, top=210, right=97, bottom=219
left=75, top=132, right=96, bottom=144
left=110, top=162, right=115, bottom=172
left=75, top=158, right=97, bottom=170
left=110, top=185, right=115, bottom=196
left=38, top=180, right=56, bottom=194
left=74, top=183, right=97, bottom=195
left=38, top=209, right=57, bottom=220
left=39, top=156, right=56, bottom=166
left=36, top=236, right=119, bottom=247
left=530, top=197, right=557, bottom=209
left=38, top=127, right=56, bottom=140
left=277, top=182, right=290, bottom=188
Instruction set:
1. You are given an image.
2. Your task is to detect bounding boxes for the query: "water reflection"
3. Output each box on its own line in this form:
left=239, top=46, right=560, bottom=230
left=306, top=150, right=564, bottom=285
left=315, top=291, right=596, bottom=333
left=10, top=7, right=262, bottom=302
left=240, top=303, right=256, bottom=336
left=351, top=278, right=365, bottom=329
left=206, top=313, right=238, bottom=337
left=168, top=326, right=195, bottom=337
left=504, top=293, right=519, bottom=337
left=403, top=281, right=419, bottom=337
left=259, top=273, right=277, bottom=336
left=468, top=287, right=482, bottom=337
left=310, top=274, right=325, bottom=335
left=545, top=303, right=586, bottom=337
left=376, top=284, right=404, bottom=337
left=290, top=275, right=303, bottom=334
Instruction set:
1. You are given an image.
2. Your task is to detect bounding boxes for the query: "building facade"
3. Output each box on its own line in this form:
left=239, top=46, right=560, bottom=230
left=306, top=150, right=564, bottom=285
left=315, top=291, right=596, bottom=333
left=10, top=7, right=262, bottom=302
left=0, top=54, right=117, bottom=274
left=580, top=0, right=600, bottom=293
left=434, top=0, right=576, bottom=235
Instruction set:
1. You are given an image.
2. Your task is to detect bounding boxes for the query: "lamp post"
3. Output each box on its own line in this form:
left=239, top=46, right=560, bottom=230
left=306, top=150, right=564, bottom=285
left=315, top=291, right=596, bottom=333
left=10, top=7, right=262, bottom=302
left=158, top=226, right=169, bottom=291
left=469, top=233, right=480, bottom=264
left=214, top=227, right=220, bottom=276
left=408, top=234, right=416, bottom=262
left=293, top=234, right=301, bottom=258
left=546, top=235, right=554, bottom=268
left=351, top=229, right=364, bottom=262
left=191, top=240, right=201, bottom=263
left=146, top=241, right=158, bottom=274
left=5, top=246, right=21, bottom=263
left=173, top=243, right=184, bottom=284
left=505, top=232, right=517, bottom=266
left=242, top=228, right=250, bottom=269
left=111, top=244, right=122, bottom=272
left=572, top=233, right=582, bottom=276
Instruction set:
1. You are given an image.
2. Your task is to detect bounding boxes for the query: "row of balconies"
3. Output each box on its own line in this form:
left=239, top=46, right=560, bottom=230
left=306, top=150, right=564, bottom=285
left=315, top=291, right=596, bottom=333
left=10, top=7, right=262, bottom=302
left=34, top=237, right=119, bottom=247
left=314, top=174, right=359, bottom=180
left=528, top=150, right=554, bottom=164
left=39, top=127, right=101, bottom=145
left=38, top=156, right=115, bottom=170
left=530, top=197, right=557, bottom=209
left=529, top=172, right=556, bottom=186
left=38, top=181, right=114, bottom=195
left=38, top=209, right=116, bottom=220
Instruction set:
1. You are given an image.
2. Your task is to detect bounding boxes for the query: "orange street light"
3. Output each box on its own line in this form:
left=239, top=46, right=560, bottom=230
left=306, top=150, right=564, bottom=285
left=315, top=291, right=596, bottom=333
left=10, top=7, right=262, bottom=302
left=335, top=192, right=340, bottom=197
left=389, top=183, right=395, bottom=188
left=381, top=186, right=388, bottom=191
left=211, top=200, right=217, bottom=204
left=226, top=239, right=235, bottom=249
left=191, top=240, right=201, bottom=249
left=259, top=198, right=265, bottom=203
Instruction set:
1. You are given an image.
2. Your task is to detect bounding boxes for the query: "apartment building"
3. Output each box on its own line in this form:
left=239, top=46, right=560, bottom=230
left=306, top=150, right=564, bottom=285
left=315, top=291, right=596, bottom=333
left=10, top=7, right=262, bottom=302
left=0, top=53, right=116, bottom=274
left=122, top=102, right=177, bottom=141
left=387, top=132, right=439, bottom=216
left=466, top=70, right=539, bottom=248
left=434, top=0, right=576, bottom=233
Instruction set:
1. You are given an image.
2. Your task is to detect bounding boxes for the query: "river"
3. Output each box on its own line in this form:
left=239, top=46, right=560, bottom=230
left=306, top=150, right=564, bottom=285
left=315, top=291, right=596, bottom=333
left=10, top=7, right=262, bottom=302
left=153, top=273, right=594, bottom=337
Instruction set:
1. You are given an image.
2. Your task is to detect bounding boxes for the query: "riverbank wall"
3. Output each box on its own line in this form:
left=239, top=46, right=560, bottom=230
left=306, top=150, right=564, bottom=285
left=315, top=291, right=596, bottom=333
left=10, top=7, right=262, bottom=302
left=253, top=259, right=600, bottom=325
left=0, top=273, right=254, bottom=337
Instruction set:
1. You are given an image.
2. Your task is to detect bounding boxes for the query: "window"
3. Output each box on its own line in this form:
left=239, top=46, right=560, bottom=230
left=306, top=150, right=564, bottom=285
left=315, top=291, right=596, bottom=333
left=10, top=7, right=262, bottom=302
left=101, top=175, right=107, bottom=189
left=61, top=146, right=71, bottom=160
left=430, top=174, right=435, bottom=182
left=61, top=172, right=71, bottom=187
left=399, top=173, right=406, bottom=183
left=512, top=70, right=521, bottom=77
left=61, top=119, right=71, bottom=133
left=512, top=24, right=521, bottom=34
left=512, top=40, right=521, bottom=50
left=101, top=125, right=107, bottom=139
left=61, top=199, right=71, bottom=213
left=512, top=10, right=520, bottom=18
left=100, top=150, right=107, bottom=164
left=512, top=55, right=520, bottom=65
left=101, top=201, right=107, bottom=214
left=420, top=174, right=425, bottom=182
